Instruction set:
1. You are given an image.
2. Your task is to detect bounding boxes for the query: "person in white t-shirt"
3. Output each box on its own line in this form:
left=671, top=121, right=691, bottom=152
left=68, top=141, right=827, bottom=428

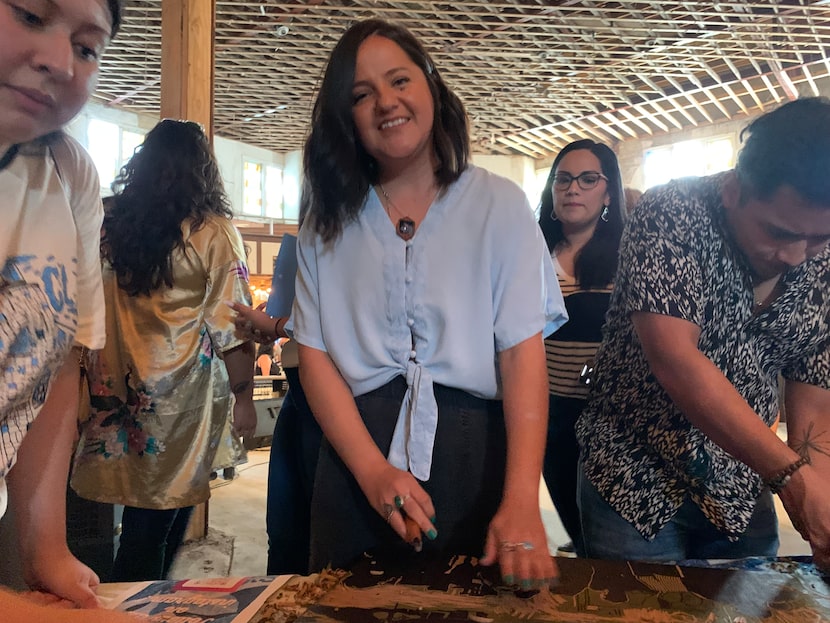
left=0, top=0, right=143, bottom=620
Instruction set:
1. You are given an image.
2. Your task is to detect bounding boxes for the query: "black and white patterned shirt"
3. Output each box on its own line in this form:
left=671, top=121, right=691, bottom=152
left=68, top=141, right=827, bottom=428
left=577, top=172, right=830, bottom=540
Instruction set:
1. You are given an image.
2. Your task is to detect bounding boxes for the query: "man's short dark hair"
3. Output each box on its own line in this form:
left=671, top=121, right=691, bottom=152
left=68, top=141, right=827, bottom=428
left=736, top=97, right=830, bottom=207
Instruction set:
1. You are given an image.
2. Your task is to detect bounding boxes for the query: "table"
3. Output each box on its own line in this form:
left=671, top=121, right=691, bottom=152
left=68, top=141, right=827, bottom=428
left=104, top=554, right=830, bottom=622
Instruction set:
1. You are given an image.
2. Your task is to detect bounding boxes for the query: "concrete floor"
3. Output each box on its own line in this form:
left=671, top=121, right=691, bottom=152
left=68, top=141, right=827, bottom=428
left=170, top=430, right=811, bottom=580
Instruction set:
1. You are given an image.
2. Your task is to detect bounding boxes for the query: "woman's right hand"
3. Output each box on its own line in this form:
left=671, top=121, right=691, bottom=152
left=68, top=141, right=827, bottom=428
left=227, top=301, right=278, bottom=343
left=358, top=463, right=437, bottom=551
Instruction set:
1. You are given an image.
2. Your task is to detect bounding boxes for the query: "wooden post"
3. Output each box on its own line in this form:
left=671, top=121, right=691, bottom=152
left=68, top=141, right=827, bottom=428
left=161, top=0, right=215, bottom=136
left=160, top=0, right=216, bottom=541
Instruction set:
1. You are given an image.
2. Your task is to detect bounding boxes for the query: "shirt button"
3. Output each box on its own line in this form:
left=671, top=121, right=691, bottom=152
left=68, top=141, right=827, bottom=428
left=406, top=240, right=413, bottom=248
left=410, top=350, right=417, bottom=358
left=405, top=276, right=412, bottom=284
left=407, top=318, right=414, bottom=327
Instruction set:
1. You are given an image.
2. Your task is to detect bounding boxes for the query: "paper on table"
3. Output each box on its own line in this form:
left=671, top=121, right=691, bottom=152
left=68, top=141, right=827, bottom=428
left=102, top=575, right=293, bottom=623
left=265, top=233, right=297, bottom=319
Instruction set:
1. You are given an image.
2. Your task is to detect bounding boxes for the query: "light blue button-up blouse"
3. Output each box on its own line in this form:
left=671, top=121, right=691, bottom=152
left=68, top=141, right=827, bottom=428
left=292, top=165, right=567, bottom=481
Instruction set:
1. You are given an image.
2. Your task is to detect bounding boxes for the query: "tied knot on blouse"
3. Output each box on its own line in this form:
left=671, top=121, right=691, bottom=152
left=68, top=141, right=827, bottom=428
left=387, top=360, right=437, bottom=481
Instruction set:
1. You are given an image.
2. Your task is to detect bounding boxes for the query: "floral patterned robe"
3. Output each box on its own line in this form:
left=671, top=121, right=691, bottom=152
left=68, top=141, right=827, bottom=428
left=71, top=215, right=251, bottom=509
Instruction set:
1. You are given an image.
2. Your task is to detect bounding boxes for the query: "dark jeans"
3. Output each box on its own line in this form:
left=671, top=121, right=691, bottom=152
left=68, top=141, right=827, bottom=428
left=309, top=376, right=506, bottom=572
left=542, top=394, right=584, bottom=554
left=111, top=505, right=194, bottom=581
left=578, top=466, right=779, bottom=561
left=265, top=366, right=322, bottom=575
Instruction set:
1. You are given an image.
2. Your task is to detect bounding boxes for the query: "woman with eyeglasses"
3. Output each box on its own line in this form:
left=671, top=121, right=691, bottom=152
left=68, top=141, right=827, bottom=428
left=537, top=139, right=626, bottom=556
left=71, top=119, right=256, bottom=581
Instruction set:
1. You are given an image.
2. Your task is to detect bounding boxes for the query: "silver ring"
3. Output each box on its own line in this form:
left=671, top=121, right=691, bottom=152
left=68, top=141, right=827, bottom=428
left=382, top=503, right=397, bottom=523
left=500, top=541, right=534, bottom=552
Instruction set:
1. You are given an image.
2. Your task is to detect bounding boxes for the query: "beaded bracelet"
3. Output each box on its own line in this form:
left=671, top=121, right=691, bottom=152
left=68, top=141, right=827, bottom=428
left=764, top=455, right=810, bottom=494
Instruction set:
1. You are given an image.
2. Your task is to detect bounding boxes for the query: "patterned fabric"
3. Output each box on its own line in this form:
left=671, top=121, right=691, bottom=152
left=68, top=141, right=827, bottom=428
left=544, top=255, right=612, bottom=399
left=577, top=172, right=830, bottom=540
left=71, top=215, right=251, bottom=509
left=0, top=135, right=105, bottom=518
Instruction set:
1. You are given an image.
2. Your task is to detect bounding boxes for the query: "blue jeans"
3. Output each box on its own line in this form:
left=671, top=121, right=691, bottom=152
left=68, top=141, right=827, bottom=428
left=266, top=367, right=322, bottom=575
left=111, top=505, right=194, bottom=581
left=578, top=466, right=779, bottom=562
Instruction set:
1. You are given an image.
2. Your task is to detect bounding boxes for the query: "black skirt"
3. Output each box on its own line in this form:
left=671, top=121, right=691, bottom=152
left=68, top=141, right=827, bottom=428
left=309, top=376, right=506, bottom=572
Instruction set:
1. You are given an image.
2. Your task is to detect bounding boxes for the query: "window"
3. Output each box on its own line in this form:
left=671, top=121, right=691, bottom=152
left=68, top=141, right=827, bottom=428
left=643, top=137, right=734, bottom=190
left=242, top=161, right=263, bottom=216
left=86, top=118, right=146, bottom=191
left=243, top=160, right=285, bottom=219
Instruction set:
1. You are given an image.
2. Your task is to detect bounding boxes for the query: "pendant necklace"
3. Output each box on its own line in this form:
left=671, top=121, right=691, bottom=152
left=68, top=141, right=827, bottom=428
left=378, top=183, right=417, bottom=241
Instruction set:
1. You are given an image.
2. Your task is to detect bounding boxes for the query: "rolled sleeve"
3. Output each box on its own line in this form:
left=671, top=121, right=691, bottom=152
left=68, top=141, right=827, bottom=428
left=62, top=137, right=106, bottom=350
left=199, top=221, right=252, bottom=354
left=291, top=225, right=327, bottom=353
left=492, top=197, right=566, bottom=352
left=617, top=198, right=704, bottom=326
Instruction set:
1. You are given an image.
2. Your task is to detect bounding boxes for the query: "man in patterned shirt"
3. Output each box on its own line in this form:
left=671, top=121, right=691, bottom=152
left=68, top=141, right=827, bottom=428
left=576, top=97, right=830, bottom=571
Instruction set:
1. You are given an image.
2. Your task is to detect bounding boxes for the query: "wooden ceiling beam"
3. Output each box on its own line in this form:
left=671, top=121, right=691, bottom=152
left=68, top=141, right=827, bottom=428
left=618, top=108, right=655, bottom=136
left=602, top=112, right=638, bottom=139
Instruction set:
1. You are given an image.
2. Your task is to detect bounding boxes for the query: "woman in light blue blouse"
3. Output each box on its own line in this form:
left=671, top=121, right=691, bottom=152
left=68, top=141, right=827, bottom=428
left=292, top=19, right=566, bottom=588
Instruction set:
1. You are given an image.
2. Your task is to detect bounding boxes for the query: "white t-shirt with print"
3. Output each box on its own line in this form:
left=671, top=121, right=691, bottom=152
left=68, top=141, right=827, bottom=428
left=0, top=135, right=106, bottom=518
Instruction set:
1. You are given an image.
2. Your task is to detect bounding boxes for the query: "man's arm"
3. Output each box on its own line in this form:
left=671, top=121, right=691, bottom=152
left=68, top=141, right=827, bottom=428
left=779, top=380, right=830, bottom=570
left=631, top=311, right=800, bottom=478
left=6, top=348, right=101, bottom=607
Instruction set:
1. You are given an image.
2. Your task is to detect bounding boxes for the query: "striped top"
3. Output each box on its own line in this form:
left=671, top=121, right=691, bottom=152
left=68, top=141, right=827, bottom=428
left=545, top=255, right=613, bottom=398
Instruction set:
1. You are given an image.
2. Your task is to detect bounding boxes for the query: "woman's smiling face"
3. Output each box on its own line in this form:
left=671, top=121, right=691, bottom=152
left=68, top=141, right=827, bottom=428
left=350, top=34, right=435, bottom=175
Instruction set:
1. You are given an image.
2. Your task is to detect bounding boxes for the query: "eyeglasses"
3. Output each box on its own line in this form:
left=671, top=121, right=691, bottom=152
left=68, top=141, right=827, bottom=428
left=553, top=171, right=608, bottom=191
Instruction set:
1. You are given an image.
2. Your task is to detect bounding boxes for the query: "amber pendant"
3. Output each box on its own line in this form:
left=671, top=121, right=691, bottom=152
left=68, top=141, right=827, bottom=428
left=396, top=217, right=416, bottom=241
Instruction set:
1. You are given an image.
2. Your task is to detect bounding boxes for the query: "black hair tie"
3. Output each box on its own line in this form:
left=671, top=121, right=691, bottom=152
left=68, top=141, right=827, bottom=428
left=0, top=144, right=20, bottom=172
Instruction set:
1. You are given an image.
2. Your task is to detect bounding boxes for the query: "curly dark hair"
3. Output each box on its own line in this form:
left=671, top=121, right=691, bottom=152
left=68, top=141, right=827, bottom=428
left=302, top=19, right=470, bottom=243
left=103, top=119, right=233, bottom=296
left=736, top=97, right=830, bottom=207
left=537, top=139, right=626, bottom=290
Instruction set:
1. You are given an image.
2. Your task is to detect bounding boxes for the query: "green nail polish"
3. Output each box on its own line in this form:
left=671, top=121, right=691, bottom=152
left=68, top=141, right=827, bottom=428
left=426, top=529, right=437, bottom=540
left=503, top=575, right=514, bottom=585
left=521, top=579, right=533, bottom=590
left=429, top=516, right=436, bottom=523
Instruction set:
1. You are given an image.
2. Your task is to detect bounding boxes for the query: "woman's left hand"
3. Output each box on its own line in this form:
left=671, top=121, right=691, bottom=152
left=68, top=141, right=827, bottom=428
left=231, top=398, right=257, bottom=439
left=480, top=500, right=558, bottom=590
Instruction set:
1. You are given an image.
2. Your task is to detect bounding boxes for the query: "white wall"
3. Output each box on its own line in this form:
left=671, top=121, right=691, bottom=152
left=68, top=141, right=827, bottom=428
left=472, top=153, right=543, bottom=207
left=282, top=150, right=303, bottom=221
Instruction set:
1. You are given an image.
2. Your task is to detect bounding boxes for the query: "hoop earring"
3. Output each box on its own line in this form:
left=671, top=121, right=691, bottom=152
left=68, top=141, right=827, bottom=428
left=600, top=206, right=609, bottom=222
left=550, top=210, right=558, bottom=222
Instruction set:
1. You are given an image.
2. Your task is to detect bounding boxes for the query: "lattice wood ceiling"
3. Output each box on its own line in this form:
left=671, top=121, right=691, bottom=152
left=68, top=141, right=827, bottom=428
left=94, top=1, right=830, bottom=159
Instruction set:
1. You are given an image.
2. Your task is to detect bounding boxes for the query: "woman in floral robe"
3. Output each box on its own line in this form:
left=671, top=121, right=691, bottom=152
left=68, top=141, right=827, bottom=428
left=71, top=120, right=256, bottom=581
